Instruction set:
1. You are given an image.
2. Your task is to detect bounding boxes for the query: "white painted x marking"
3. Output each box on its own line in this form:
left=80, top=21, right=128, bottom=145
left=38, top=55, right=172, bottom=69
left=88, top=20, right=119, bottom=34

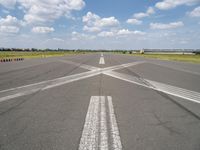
left=0, top=59, right=200, bottom=104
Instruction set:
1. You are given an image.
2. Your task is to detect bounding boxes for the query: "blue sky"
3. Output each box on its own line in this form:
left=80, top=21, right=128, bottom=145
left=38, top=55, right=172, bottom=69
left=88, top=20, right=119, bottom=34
left=0, top=0, right=200, bottom=49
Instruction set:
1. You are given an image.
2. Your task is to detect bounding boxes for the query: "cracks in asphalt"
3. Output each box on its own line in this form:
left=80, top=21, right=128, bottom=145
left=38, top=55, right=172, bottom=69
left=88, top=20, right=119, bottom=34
left=0, top=56, right=92, bottom=90
left=151, top=112, right=182, bottom=136
left=154, top=91, right=200, bottom=121
left=0, top=90, right=42, bottom=147
left=0, top=62, right=59, bottom=88
left=0, top=56, right=93, bottom=116
left=61, top=58, right=92, bottom=77
left=0, top=90, right=40, bottom=116
left=98, top=74, right=103, bottom=96
left=111, top=57, right=155, bottom=89
left=111, top=56, right=200, bottom=121
left=0, top=61, right=51, bottom=76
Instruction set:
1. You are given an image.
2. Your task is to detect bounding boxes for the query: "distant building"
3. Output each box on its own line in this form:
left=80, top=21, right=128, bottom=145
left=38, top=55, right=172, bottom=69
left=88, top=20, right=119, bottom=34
left=140, top=49, right=144, bottom=54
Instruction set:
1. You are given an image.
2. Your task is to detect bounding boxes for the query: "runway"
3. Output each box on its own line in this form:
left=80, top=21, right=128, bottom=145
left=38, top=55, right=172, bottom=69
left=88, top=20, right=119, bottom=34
left=0, top=53, right=200, bottom=150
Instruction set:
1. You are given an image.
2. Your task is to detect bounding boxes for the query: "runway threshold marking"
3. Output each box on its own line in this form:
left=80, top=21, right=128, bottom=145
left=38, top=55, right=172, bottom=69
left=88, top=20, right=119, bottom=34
left=79, top=96, right=122, bottom=150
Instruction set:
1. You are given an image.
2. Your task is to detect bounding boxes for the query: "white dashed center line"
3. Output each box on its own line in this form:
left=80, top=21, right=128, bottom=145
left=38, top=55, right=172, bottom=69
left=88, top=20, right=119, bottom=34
left=79, top=96, right=122, bottom=150
left=99, top=53, right=105, bottom=65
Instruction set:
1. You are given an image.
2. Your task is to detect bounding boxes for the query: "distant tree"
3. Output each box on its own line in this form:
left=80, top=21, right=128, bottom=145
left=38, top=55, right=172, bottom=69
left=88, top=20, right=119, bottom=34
left=31, top=48, right=38, bottom=51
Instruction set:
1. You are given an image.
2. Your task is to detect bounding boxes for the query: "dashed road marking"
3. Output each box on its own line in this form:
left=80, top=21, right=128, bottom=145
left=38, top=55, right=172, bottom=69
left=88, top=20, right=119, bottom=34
left=79, top=96, right=122, bottom=150
left=99, top=57, right=105, bottom=65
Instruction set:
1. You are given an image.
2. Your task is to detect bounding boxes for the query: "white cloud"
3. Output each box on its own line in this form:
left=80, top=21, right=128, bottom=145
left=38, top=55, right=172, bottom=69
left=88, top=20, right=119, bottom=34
left=150, top=21, right=184, bottom=29
left=83, top=25, right=101, bottom=32
left=44, top=38, right=64, bottom=43
left=97, top=17, right=119, bottom=27
left=133, top=7, right=155, bottom=19
left=134, top=13, right=148, bottom=19
left=0, top=15, right=21, bottom=26
left=71, top=31, right=96, bottom=40
left=51, top=38, right=64, bottom=42
left=98, top=31, right=115, bottom=37
left=82, top=12, right=100, bottom=25
left=117, top=29, right=146, bottom=36
left=117, top=29, right=134, bottom=35
left=0, top=26, right=19, bottom=33
left=147, top=7, right=155, bottom=15
left=82, top=12, right=119, bottom=32
left=0, top=0, right=16, bottom=9
left=0, top=0, right=85, bottom=24
left=126, top=19, right=142, bottom=25
left=155, top=0, right=200, bottom=10
left=132, top=30, right=146, bottom=35
left=98, top=29, right=145, bottom=37
left=189, top=6, right=200, bottom=17
left=32, top=26, right=55, bottom=33
left=0, top=15, right=22, bottom=33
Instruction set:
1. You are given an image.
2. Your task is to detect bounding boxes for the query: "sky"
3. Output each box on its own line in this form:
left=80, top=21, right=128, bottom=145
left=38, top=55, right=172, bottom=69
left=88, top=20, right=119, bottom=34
left=0, top=0, right=200, bottom=50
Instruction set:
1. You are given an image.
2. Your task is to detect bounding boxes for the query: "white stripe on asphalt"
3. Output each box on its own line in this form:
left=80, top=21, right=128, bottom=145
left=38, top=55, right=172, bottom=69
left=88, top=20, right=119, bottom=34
left=100, top=96, right=108, bottom=150
left=79, top=96, right=122, bottom=150
left=102, top=61, right=145, bottom=72
left=99, top=57, right=105, bottom=65
left=0, top=70, right=102, bottom=102
left=0, top=89, right=40, bottom=103
left=79, top=96, right=100, bottom=150
left=1, top=59, right=198, bottom=104
left=107, top=96, right=122, bottom=150
left=104, top=71, right=150, bottom=89
left=0, top=61, right=144, bottom=103
left=42, top=70, right=101, bottom=90
left=0, top=93, right=24, bottom=103
left=105, top=71, right=200, bottom=104
left=58, top=60, right=99, bottom=71
left=147, top=79, right=200, bottom=104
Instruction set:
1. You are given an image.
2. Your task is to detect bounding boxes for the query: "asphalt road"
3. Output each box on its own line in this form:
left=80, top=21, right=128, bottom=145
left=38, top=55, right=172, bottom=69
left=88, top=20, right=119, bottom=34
left=0, top=53, right=200, bottom=150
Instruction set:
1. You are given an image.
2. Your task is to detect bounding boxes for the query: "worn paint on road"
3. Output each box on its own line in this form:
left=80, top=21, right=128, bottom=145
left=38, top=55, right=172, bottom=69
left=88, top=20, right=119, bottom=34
left=79, top=96, right=122, bottom=150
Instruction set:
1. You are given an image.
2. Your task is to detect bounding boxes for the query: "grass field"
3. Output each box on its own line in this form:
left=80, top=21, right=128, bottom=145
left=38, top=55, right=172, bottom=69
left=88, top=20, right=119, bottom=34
left=0, top=51, right=85, bottom=59
left=131, top=53, right=200, bottom=64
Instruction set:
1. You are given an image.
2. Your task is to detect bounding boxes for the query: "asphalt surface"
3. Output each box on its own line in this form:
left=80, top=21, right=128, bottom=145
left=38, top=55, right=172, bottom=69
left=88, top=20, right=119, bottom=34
left=0, top=53, right=200, bottom=150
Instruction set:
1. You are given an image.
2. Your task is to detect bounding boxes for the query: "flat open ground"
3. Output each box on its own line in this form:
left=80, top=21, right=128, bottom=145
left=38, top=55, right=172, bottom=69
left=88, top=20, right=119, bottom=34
left=0, top=53, right=200, bottom=150
left=130, top=53, right=200, bottom=63
left=0, top=51, right=87, bottom=59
